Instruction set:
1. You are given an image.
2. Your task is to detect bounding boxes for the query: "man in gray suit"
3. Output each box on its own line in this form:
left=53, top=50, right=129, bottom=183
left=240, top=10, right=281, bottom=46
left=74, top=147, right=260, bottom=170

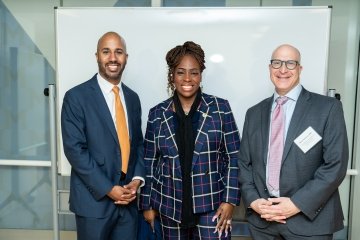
left=239, top=44, right=349, bottom=239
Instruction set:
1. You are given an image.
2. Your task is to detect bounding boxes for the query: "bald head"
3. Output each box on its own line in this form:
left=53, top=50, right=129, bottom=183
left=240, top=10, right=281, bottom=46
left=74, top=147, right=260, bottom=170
left=271, top=44, right=301, bottom=63
left=97, top=31, right=127, bottom=53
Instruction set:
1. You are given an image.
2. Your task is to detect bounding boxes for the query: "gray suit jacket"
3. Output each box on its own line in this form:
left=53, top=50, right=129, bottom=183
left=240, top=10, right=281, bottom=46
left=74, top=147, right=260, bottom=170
left=239, top=88, right=349, bottom=236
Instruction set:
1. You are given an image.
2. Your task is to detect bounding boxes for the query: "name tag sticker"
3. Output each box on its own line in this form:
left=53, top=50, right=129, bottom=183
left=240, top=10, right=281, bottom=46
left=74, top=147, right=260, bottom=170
left=294, top=127, right=322, bottom=153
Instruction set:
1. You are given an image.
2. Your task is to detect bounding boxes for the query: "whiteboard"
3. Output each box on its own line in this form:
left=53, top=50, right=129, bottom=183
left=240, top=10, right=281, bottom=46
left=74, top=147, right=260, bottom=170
left=55, top=7, right=331, bottom=176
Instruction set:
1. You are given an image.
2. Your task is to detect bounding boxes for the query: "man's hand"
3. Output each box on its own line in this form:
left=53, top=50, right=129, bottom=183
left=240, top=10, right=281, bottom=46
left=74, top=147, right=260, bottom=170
left=113, top=179, right=142, bottom=205
left=107, top=185, right=135, bottom=205
left=124, top=179, right=141, bottom=194
left=262, top=197, right=300, bottom=222
left=250, top=198, right=273, bottom=215
left=250, top=198, right=286, bottom=223
left=251, top=197, right=300, bottom=223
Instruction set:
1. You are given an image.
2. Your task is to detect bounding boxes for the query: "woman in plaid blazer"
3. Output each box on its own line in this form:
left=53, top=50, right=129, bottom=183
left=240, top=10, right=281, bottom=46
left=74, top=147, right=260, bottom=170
left=139, top=41, right=241, bottom=239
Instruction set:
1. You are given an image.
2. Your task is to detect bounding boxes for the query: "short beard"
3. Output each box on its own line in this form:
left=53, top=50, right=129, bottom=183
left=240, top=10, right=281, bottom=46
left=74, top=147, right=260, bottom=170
left=97, top=61, right=123, bottom=83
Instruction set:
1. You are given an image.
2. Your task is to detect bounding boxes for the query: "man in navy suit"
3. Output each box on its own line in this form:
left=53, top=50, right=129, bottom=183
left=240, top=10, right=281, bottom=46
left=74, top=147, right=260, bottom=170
left=239, top=44, right=349, bottom=239
left=61, top=31, right=145, bottom=240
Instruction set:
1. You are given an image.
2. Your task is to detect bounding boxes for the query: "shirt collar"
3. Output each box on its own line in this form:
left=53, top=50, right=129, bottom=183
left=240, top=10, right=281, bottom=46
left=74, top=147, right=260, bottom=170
left=97, top=73, right=122, bottom=94
left=273, top=84, right=302, bottom=103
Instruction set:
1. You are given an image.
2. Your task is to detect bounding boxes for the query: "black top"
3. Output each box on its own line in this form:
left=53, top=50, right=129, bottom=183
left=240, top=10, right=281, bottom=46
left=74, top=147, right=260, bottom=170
left=173, top=90, right=202, bottom=228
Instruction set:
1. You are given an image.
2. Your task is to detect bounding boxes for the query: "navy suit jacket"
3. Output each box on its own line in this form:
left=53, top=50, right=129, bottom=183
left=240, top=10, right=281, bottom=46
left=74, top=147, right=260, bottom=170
left=239, top=88, right=349, bottom=236
left=140, top=93, right=241, bottom=222
left=61, top=74, right=145, bottom=218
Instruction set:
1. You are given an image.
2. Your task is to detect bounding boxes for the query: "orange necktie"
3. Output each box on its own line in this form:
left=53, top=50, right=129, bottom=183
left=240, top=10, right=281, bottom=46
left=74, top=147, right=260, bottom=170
left=112, top=86, right=130, bottom=173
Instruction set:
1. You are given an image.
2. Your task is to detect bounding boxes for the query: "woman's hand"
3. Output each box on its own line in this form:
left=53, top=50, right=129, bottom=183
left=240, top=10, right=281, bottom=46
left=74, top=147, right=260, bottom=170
left=143, top=209, right=159, bottom=232
left=212, top=202, right=235, bottom=237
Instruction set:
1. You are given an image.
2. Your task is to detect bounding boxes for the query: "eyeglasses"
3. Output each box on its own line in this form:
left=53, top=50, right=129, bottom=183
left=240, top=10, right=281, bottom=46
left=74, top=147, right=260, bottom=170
left=270, top=59, right=299, bottom=70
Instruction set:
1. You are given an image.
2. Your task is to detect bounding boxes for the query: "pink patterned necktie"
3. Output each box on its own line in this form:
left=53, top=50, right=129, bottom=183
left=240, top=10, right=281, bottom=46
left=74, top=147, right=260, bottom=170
left=268, top=96, right=288, bottom=192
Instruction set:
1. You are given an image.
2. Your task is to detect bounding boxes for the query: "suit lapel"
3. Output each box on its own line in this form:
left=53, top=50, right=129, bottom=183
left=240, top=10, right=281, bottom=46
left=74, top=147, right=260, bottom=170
left=122, top=84, right=133, bottom=141
left=192, top=95, right=211, bottom=167
left=161, top=99, right=179, bottom=159
left=282, top=89, right=311, bottom=162
left=261, top=97, right=273, bottom=165
left=89, top=77, right=118, bottom=144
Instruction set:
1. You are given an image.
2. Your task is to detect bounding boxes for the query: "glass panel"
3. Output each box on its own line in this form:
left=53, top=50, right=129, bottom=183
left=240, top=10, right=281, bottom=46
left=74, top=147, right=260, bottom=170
left=0, top=1, right=53, bottom=161
left=292, top=0, right=312, bottom=5
left=0, top=167, right=52, bottom=229
left=164, top=0, right=225, bottom=7
left=114, top=0, right=151, bottom=6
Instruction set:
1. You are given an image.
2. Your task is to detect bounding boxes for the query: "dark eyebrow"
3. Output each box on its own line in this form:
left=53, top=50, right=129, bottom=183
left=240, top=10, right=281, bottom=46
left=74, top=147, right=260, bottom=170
left=100, top=47, right=125, bottom=52
left=176, top=67, right=200, bottom=71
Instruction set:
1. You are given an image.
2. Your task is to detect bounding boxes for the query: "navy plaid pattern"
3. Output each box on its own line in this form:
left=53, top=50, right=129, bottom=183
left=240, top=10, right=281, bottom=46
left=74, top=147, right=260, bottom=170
left=160, top=210, right=231, bottom=240
left=140, top=93, right=241, bottom=222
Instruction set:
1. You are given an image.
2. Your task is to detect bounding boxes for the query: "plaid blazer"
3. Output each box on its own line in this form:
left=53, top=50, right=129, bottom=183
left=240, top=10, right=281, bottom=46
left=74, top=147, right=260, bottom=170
left=140, top=93, right=241, bottom=222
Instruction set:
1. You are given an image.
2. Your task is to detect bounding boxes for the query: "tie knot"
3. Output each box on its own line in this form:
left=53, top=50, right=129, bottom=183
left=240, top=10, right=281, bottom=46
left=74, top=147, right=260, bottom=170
left=276, top=96, right=288, bottom=106
left=112, top=86, right=120, bottom=95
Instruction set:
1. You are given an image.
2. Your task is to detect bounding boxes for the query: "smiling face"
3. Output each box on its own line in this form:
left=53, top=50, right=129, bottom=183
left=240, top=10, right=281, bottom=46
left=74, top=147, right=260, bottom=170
left=96, top=32, right=128, bottom=85
left=173, top=54, right=202, bottom=104
left=269, top=44, right=302, bottom=96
